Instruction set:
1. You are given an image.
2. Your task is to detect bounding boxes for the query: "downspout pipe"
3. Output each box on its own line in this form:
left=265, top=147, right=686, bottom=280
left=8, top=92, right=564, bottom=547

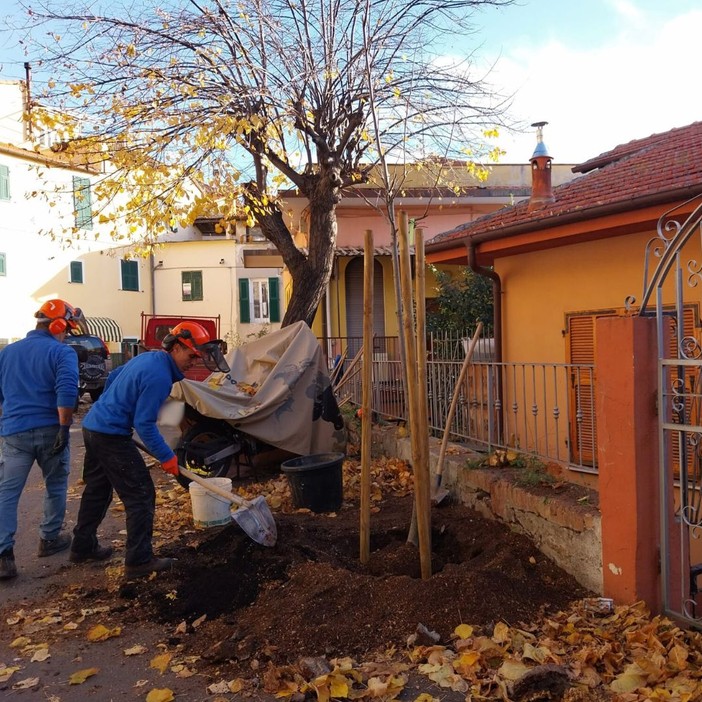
left=466, top=240, right=502, bottom=364
left=467, top=239, right=504, bottom=445
left=149, top=253, right=157, bottom=316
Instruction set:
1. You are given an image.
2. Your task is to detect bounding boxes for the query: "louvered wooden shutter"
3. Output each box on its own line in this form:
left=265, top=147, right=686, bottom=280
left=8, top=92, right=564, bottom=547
left=0, top=165, right=10, bottom=200
left=72, top=176, right=93, bottom=229
left=567, top=315, right=597, bottom=466
left=239, top=278, right=250, bottom=323
left=268, top=277, right=280, bottom=323
left=669, top=307, right=697, bottom=478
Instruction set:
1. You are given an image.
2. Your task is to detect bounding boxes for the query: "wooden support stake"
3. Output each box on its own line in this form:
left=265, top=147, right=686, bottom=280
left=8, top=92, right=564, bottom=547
left=360, top=230, right=374, bottom=564
left=398, top=213, right=432, bottom=579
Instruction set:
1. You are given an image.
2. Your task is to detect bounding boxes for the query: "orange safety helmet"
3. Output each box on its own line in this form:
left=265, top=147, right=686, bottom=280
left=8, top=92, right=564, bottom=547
left=162, top=321, right=230, bottom=373
left=34, top=299, right=85, bottom=335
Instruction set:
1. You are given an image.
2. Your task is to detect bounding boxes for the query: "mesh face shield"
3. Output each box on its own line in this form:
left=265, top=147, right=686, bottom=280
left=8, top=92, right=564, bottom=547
left=196, top=340, right=230, bottom=373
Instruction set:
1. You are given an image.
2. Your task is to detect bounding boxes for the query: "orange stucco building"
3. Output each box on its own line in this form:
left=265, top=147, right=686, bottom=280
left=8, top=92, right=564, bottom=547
left=426, top=121, right=702, bottom=616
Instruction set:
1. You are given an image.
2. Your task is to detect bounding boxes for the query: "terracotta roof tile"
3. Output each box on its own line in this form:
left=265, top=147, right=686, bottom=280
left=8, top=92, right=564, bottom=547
left=428, top=121, right=702, bottom=247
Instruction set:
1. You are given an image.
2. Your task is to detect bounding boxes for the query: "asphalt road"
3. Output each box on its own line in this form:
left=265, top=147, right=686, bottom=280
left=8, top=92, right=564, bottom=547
left=0, top=399, right=233, bottom=701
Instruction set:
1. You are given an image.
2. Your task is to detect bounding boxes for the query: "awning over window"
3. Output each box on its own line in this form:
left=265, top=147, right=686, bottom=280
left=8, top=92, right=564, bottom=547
left=83, top=317, right=123, bottom=342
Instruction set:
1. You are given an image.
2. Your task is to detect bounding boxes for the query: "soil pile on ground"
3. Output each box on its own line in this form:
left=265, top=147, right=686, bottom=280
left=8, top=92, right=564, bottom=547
left=118, top=494, right=588, bottom=674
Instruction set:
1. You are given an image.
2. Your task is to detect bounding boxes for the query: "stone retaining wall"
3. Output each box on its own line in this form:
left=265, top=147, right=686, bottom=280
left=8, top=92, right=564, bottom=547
left=372, top=425, right=603, bottom=594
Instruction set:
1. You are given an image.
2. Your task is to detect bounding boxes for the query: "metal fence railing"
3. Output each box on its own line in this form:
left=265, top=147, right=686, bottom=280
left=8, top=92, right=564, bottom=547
left=322, top=336, right=597, bottom=473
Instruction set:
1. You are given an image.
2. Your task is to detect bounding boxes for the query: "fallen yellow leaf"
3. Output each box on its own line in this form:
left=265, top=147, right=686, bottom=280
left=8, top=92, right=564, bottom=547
left=12, top=676, right=39, bottom=689
left=146, top=689, right=175, bottom=702
left=124, top=644, right=148, bottom=656
left=150, top=652, right=172, bottom=674
left=30, top=648, right=50, bottom=662
left=498, top=658, right=530, bottom=681
left=10, top=636, right=31, bottom=648
left=0, top=666, right=20, bottom=683
left=454, top=650, right=481, bottom=674
left=454, top=624, right=474, bottom=639
left=228, top=679, right=244, bottom=692
left=87, top=624, right=121, bottom=642
left=610, top=663, right=647, bottom=693
left=329, top=673, right=349, bottom=698
left=492, top=622, right=511, bottom=644
left=207, top=681, right=231, bottom=694
left=69, top=667, right=99, bottom=685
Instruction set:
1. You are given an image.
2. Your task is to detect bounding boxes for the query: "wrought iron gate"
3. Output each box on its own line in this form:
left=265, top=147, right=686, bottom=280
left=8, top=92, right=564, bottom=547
left=635, top=194, right=702, bottom=624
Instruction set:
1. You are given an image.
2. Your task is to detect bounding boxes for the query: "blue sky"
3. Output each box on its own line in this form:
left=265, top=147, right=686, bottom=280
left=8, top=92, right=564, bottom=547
left=1, top=0, right=700, bottom=165
left=473, top=0, right=702, bottom=162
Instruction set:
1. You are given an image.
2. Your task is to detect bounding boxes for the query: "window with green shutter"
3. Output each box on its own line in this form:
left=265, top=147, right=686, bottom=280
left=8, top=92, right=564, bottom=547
left=181, top=271, right=203, bottom=301
left=0, top=165, right=10, bottom=201
left=268, top=277, right=280, bottom=323
left=0, top=253, right=6, bottom=276
left=239, top=277, right=282, bottom=323
left=69, top=261, right=83, bottom=284
left=121, top=259, right=139, bottom=291
left=239, top=278, right=250, bottom=323
left=72, top=176, right=93, bottom=229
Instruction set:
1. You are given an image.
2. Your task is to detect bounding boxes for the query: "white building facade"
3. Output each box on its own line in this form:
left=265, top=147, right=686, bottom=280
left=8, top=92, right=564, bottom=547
left=0, top=78, right=284, bottom=353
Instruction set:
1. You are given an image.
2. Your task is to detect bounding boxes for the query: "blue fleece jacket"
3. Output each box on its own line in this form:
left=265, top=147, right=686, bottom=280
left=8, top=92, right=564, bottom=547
left=0, top=329, right=79, bottom=436
left=83, top=350, right=184, bottom=463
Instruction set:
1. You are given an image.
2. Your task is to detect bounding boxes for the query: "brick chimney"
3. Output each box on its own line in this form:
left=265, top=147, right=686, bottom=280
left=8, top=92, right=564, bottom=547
left=528, top=121, right=555, bottom=211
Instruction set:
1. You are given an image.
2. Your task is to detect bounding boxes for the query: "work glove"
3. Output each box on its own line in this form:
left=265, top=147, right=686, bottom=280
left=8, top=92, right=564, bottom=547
left=161, top=456, right=180, bottom=476
left=51, top=426, right=70, bottom=455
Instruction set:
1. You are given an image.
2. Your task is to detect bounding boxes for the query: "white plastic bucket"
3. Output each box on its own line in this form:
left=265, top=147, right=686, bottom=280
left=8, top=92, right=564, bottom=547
left=188, top=478, right=233, bottom=528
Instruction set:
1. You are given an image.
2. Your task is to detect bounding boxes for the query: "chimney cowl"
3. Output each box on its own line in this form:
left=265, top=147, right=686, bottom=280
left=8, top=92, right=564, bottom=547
left=530, top=120, right=551, bottom=161
left=528, top=121, right=555, bottom=210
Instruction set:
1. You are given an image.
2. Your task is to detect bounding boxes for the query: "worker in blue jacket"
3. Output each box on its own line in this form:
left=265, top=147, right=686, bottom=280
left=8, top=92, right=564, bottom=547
left=0, top=299, right=82, bottom=580
left=70, top=322, right=229, bottom=579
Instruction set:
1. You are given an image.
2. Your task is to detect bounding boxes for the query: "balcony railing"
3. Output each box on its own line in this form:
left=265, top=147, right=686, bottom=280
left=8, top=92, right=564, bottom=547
left=322, top=335, right=597, bottom=473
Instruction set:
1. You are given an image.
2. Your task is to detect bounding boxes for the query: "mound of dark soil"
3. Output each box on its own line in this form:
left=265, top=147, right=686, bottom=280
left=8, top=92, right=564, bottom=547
left=118, top=495, right=589, bottom=673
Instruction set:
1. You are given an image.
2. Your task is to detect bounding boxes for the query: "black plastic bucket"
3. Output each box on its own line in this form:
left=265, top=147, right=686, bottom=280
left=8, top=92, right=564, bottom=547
left=281, top=452, right=345, bottom=512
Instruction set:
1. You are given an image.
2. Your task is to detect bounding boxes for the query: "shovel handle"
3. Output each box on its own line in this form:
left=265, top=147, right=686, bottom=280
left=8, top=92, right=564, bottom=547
left=436, top=322, right=483, bottom=480
left=179, top=466, right=250, bottom=508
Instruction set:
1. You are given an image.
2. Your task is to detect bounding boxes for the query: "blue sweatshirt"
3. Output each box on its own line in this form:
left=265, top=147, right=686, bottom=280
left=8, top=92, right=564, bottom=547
left=83, top=350, right=184, bottom=463
left=0, top=329, right=79, bottom=436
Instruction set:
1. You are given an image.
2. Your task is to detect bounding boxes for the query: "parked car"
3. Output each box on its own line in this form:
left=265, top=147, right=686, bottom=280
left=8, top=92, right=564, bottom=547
left=63, top=333, right=112, bottom=401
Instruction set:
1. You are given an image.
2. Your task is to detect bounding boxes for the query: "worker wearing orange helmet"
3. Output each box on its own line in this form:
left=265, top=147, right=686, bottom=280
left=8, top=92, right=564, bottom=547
left=0, top=299, right=83, bottom=580
left=70, top=321, right=229, bottom=579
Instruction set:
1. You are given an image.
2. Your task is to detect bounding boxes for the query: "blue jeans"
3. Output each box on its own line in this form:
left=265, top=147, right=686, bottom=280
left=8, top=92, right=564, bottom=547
left=0, top=426, right=70, bottom=554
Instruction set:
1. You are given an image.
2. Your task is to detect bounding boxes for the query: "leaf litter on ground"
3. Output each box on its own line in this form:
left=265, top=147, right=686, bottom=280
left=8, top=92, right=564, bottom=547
left=3, top=455, right=702, bottom=700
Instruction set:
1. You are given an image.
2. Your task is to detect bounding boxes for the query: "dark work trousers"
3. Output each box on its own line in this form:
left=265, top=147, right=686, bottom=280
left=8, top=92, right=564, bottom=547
left=72, top=428, right=156, bottom=567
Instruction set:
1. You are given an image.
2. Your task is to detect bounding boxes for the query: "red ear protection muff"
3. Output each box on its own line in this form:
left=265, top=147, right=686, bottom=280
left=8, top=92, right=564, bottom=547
left=48, top=318, right=68, bottom=335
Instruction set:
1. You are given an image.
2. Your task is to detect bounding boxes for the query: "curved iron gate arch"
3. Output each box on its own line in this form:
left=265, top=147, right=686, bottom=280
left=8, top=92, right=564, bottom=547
left=633, top=194, right=702, bottom=623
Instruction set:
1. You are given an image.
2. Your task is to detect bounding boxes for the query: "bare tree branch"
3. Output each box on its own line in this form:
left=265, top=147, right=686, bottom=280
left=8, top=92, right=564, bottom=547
left=14, top=0, right=515, bottom=325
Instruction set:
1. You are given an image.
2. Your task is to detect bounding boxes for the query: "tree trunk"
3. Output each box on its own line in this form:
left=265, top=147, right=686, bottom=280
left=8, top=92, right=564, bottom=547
left=282, top=193, right=337, bottom=326
left=249, top=165, right=340, bottom=328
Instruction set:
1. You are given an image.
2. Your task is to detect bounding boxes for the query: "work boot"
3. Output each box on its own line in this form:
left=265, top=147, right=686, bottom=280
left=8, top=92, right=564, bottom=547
left=0, top=549, right=17, bottom=580
left=38, top=532, right=72, bottom=557
left=124, top=557, right=176, bottom=580
left=69, top=543, right=114, bottom=564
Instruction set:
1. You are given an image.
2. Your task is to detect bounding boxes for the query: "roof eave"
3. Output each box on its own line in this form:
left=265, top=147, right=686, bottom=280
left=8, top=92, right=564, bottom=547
left=427, top=184, right=702, bottom=253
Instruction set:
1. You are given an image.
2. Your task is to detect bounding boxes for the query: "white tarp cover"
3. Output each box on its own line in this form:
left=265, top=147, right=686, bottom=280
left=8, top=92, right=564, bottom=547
left=170, top=321, right=346, bottom=456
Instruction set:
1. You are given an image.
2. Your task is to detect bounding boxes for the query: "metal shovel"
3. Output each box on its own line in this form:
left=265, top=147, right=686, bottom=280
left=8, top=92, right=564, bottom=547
left=133, top=435, right=277, bottom=547
left=179, top=466, right=277, bottom=547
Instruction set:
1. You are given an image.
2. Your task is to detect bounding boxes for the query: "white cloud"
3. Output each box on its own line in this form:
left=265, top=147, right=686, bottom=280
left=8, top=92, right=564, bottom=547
left=608, top=0, right=645, bottom=25
left=484, top=9, right=702, bottom=164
